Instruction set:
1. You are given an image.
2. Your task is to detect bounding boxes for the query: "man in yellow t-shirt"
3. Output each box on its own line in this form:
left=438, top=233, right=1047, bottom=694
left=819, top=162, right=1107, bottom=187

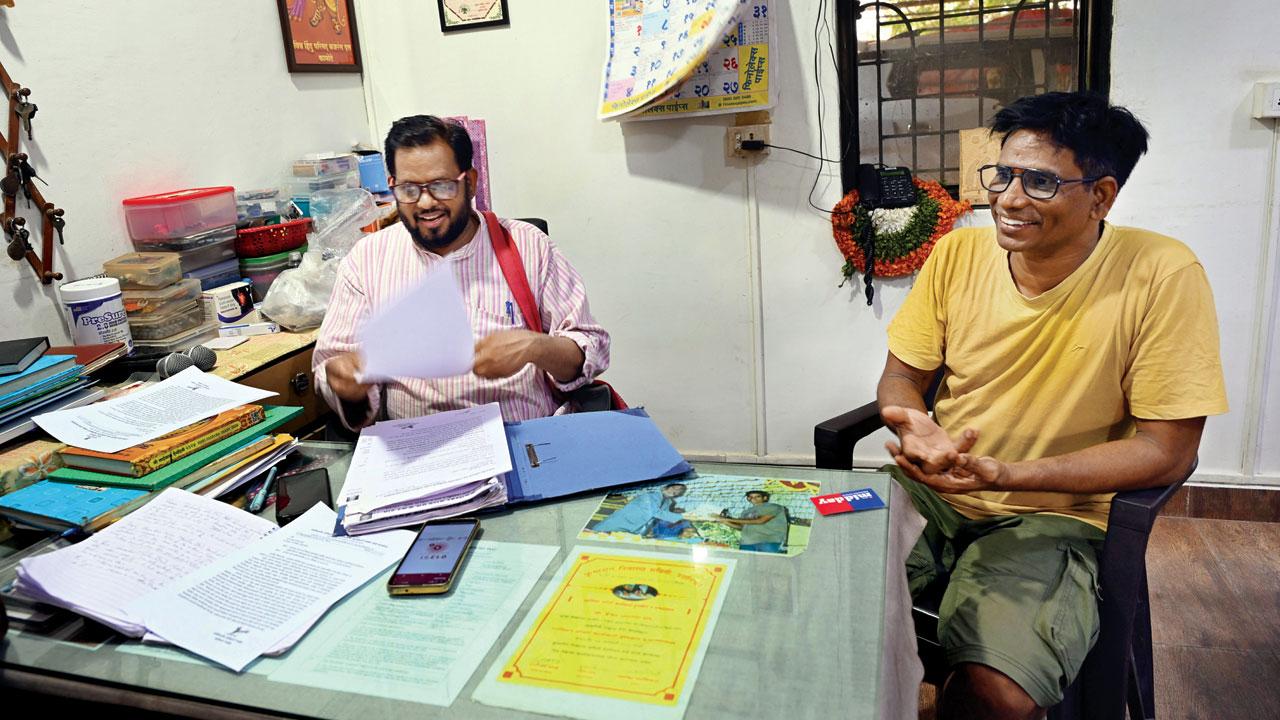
left=879, top=92, right=1227, bottom=718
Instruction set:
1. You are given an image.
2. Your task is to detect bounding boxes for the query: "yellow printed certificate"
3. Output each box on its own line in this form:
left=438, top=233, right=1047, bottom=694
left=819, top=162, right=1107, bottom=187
left=472, top=547, right=735, bottom=720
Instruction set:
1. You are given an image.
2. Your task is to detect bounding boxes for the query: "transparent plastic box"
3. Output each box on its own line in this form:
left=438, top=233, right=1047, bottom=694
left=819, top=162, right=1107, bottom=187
left=103, top=252, right=182, bottom=289
left=122, top=187, right=236, bottom=241
left=173, top=236, right=237, bottom=273
left=292, top=153, right=359, bottom=178
left=131, top=320, right=219, bottom=356
left=286, top=170, right=360, bottom=198
left=131, top=223, right=236, bottom=253
left=236, top=189, right=295, bottom=223
left=183, top=257, right=242, bottom=290
left=240, top=245, right=306, bottom=301
left=122, top=279, right=202, bottom=318
left=127, top=299, right=205, bottom=341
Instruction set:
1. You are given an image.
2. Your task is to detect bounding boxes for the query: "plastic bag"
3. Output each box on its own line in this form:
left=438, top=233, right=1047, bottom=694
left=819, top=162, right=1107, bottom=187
left=310, top=188, right=380, bottom=260
left=259, top=251, right=340, bottom=331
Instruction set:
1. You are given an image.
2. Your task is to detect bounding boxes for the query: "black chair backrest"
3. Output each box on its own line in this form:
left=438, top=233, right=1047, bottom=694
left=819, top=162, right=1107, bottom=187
left=515, top=217, right=549, bottom=234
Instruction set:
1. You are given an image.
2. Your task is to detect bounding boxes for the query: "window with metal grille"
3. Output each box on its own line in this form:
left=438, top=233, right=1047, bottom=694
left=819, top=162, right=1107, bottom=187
left=835, top=0, right=1112, bottom=194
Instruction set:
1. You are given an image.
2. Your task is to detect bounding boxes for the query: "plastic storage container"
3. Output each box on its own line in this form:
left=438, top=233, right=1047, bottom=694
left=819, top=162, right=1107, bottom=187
left=131, top=223, right=236, bottom=253
left=183, top=257, right=241, bottom=290
left=59, top=277, right=133, bottom=352
left=103, top=252, right=182, bottom=289
left=173, top=236, right=237, bottom=273
left=236, top=189, right=295, bottom=224
left=131, top=320, right=219, bottom=357
left=122, top=187, right=236, bottom=241
left=292, top=153, right=359, bottom=177
left=122, top=279, right=202, bottom=318
left=127, top=299, right=205, bottom=341
left=240, top=245, right=305, bottom=301
left=355, top=151, right=390, bottom=193
left=287, top=170, right=360, bottom=197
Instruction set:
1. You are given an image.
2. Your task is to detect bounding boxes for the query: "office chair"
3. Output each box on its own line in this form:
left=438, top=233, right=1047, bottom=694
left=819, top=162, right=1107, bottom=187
left=814, top=386, right=1189, bottom=720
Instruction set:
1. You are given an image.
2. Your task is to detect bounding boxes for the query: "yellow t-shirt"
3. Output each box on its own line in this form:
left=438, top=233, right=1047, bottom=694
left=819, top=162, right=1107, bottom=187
left=887, top=223, right=1228, bottom=529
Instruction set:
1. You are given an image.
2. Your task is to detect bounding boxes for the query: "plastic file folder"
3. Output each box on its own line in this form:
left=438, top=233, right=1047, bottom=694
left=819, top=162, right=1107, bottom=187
left=501, top=408, right=692, bottom=504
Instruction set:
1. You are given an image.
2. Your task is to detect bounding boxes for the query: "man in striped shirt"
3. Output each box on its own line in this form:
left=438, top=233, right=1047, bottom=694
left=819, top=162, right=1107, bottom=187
left=314, top=115, right=610, bottom=429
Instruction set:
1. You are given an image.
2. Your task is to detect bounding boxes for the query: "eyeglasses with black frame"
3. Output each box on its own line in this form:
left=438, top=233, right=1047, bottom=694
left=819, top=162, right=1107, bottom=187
left=390, top=171, right=467, bottom=204
left=978, top=164, right=1104, bottom=200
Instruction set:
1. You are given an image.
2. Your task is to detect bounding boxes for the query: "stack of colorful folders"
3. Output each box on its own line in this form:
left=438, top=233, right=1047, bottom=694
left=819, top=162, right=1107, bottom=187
left=0, top=337, right=108, bottom=446
left=0, top=405, right=302, bottom=532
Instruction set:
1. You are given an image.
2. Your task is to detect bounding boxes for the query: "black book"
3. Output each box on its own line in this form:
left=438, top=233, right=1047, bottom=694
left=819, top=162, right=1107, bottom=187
left=0, top=337, right=49, bottom=376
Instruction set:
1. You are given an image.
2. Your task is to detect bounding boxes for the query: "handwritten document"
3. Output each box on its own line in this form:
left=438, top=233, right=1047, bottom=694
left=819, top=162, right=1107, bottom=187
left=14, top=488, right=276, bottom=635
left=473, top=547, right=735, bottom=720
left=134, top=505, right=414, bottom=672
left=268, top=541, right=557, bottom=704
left=357, top=266, right=474, bottom=382
left=33, top=366, right=276, bottom=453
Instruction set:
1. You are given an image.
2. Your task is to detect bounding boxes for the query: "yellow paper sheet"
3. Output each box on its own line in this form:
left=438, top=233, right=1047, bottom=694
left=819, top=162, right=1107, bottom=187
left=496, top=549, right=730, bottom=707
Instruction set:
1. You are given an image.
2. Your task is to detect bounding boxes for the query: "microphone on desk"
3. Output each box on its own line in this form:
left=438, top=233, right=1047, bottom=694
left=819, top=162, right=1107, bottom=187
left=155, top=345, right=217, bottom=379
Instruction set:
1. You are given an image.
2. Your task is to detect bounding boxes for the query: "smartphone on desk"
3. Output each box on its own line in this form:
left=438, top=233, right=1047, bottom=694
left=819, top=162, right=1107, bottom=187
left=387, top=518, right=480, bottom=595
left=275, top=467, right=332, bottom=527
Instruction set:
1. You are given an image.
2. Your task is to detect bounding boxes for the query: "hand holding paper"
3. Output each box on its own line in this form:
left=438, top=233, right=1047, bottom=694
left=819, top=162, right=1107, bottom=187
left=357, top=266, right=474, bottom=381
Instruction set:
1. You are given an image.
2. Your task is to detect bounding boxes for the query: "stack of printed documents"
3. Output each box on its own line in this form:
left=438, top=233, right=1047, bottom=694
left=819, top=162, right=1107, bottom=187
left=338, top=403, right=511, bottom=535
left=13, top=488, right=413, bottom=671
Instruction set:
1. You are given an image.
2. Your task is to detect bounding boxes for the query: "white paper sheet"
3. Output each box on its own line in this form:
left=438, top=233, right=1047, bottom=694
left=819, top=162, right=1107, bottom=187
left=131, top=505, right=414, bottom=672
left=357, top=266, right=474, bottom=381
left=267, top=541, right=558, bottom=705
left=344, top=404, right=512, bottom=517
left=32, top=367, right=276, bottom=453
left=14, top=488, right=276, bottom=635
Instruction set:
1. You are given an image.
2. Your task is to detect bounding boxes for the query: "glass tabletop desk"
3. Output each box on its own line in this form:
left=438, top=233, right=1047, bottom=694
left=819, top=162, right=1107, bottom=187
left=1, top=443, right=918, bottom=719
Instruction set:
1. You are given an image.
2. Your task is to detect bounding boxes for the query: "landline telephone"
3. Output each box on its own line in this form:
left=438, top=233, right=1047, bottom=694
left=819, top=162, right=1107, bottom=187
left=852, top=163, right=916, bottom=306
left=856, top=163, right=916, bottom=209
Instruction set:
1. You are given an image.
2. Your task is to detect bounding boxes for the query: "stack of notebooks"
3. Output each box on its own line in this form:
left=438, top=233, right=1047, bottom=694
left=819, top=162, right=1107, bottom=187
left=0, top=337, right=123, bottom=445
left=0, top=403, right=302, bottom=532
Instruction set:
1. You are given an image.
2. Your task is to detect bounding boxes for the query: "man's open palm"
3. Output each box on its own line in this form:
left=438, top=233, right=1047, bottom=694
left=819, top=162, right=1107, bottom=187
left=880, top=405, right=978, bottom=474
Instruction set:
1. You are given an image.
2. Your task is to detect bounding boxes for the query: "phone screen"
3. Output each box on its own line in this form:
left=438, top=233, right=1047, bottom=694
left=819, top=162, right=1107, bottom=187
left=276, top=468, right=332, bottom=526
left=390, top=520, right=478, bottom=587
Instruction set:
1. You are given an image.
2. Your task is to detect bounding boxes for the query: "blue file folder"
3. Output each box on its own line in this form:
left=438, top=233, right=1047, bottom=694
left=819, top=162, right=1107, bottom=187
left=502, top=408, right=692, bottom=504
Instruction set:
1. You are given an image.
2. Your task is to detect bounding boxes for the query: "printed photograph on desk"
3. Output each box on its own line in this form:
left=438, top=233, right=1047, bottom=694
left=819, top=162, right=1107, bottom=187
left=579, top=473, right=821, bottom=557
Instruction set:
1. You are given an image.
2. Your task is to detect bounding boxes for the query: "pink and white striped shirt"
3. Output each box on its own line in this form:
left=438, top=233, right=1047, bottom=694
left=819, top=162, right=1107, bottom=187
left=313, top=215, right=610, bottom=428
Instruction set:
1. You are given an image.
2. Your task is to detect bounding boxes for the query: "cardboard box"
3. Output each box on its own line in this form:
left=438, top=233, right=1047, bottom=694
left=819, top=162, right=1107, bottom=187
left=202, top=280, right=256, bottom=324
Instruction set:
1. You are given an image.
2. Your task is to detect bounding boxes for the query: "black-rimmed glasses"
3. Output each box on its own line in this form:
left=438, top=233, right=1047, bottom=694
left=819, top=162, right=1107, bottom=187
left=391, top=171, right=467, bottom=203
left=978, top=164, right=1103, bottom=200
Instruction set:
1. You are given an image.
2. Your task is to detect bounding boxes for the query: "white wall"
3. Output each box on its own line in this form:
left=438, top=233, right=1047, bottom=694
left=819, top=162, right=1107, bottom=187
left=0, top=1, right=369, bottom=342
left=357, top=0, right=1280, bottom=485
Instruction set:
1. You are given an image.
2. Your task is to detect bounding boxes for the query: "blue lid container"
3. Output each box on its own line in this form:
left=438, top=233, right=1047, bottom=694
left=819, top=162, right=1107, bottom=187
left=355, top=151, right=390, bottom=193
left=183, top=257, right=242, bottom=290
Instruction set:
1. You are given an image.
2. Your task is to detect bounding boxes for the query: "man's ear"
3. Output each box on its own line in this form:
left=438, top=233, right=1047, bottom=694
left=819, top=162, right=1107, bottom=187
left=1090, top=176, right=1120, bottom=221
left=464, top=168, right=479, bottom=199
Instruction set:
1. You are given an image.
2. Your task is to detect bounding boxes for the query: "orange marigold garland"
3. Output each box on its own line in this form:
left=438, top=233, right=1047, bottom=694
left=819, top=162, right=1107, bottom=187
left=831, top=178, right=971, bottom=298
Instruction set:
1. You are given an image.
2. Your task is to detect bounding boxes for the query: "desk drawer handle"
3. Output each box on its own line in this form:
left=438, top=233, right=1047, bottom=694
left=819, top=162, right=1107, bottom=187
left=290, top=372, right=311, bottom=396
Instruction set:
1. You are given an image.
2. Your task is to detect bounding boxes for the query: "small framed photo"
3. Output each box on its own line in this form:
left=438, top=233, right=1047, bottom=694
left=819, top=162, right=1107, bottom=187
left=438, top=0, right=510, bottom=33
left=277, top=0, right=362, bottom=73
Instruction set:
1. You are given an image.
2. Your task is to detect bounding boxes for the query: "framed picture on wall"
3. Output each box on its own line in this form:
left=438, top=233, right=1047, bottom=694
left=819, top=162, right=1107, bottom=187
left=438, top=0, right=510, bottom=33
left=277, top=0, right=362, bottom=73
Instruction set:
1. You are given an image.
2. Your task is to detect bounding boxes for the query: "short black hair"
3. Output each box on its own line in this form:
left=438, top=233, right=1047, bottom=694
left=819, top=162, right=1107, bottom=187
left=991, top=92, right=1150, bottom=189
left=383, top=115, right=474, bottom=177
left=664, top=482, right=687, bottom=490
left=746, top=491, right=770, bottom=500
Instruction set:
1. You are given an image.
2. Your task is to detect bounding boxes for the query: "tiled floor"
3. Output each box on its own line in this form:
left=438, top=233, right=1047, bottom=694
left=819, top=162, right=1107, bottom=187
left=917, top=517, right=1280, bottom=719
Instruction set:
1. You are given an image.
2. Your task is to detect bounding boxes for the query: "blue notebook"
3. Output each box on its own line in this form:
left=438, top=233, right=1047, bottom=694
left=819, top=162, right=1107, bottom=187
left=0, top=354, right=78, bottom=398
left=0, top=365, right=84, bottom=411
left=0, top=480, right=147, bottom=531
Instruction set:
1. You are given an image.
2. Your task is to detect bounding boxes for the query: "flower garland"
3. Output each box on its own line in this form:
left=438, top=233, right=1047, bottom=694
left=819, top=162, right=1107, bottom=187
left=831, top=178, right=971, bottom=279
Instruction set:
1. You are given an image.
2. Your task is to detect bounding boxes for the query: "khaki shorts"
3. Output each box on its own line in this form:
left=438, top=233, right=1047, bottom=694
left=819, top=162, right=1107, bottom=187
left=890, top=467, right=1106, bottom=708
